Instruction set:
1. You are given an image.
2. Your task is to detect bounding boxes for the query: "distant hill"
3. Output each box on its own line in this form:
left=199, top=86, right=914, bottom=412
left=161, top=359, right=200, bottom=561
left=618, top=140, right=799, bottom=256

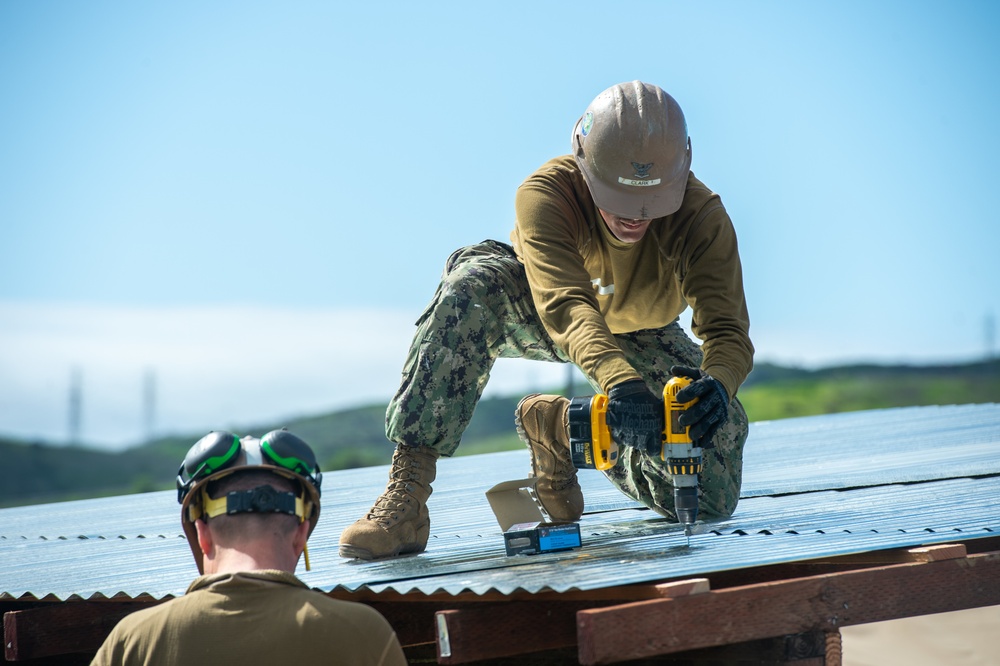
left=2, top=359, right=997, bottom=508
left=738, top=359, right=1000, bottom=420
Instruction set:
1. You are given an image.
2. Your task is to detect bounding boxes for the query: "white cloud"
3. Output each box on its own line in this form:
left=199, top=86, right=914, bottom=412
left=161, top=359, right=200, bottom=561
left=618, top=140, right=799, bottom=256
left=0, top=303, right=574, bottom=449
left=2, top=303, right=985, bottom=450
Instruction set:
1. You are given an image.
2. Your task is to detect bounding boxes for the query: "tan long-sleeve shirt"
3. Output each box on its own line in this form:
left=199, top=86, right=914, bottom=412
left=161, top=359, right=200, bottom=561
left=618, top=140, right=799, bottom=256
left=91, top=570, right=406, bottom=666
left=511, top=155, right=753, bottom=398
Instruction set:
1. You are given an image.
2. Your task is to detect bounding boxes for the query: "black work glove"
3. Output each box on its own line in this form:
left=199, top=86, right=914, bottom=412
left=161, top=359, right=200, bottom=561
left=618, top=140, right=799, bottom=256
left=606, top=379, right=664, bottom=456
left=670, top=366, right=730, bottom=449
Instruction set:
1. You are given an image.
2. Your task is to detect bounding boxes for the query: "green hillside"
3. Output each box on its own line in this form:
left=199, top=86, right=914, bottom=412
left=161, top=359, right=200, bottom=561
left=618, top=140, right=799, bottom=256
left=2, top=359, right=997, bottom=508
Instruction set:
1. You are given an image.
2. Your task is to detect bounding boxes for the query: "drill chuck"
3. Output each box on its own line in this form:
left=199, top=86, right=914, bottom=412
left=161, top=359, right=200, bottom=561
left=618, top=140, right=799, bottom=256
left=673, top=484, right=699, bottom=527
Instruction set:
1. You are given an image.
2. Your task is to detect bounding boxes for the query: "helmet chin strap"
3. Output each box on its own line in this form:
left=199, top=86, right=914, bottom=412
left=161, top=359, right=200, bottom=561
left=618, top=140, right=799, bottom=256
left=198, top=487, right=312, bottom=520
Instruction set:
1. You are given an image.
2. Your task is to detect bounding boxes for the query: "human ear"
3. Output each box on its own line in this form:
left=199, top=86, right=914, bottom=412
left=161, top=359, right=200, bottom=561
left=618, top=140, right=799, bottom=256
left=292, top=520, right=310, bottom=555
left=195, top=519, right=215, bottom=560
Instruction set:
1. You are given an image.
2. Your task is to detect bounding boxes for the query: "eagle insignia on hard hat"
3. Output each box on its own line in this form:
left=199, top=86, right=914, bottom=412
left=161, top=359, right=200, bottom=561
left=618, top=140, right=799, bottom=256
left=631, top=162, right=654, bottom=178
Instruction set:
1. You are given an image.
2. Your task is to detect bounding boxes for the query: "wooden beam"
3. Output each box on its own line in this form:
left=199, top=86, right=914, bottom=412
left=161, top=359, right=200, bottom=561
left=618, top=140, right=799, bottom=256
left=4, top=602, right=157, bottom=662
left=653, top=577, right=710, bottom=597
left=427, top=629, right=837, bottom=666
left=366, top=601, right=446, bottom=647
left=628, top=630, right=837, bottom=666
left=577, top=550, right=1000, bottom=665
left=432, top=580, right=713, bottom=664
left=435, top=600, right=603, bottom=664
left=805, top=543, right=968, bottom=565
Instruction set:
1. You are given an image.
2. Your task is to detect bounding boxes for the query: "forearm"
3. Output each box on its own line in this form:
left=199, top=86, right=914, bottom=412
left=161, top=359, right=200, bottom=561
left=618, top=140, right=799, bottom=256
left=682, top=210, right=754, bottom=397
left=701, top=331, right=754, bottom=399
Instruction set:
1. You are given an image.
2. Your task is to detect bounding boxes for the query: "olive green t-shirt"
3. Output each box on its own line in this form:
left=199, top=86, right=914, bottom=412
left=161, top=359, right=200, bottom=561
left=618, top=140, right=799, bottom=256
left=91, top=570, right=406, bottom=666
left=511, top=155, right=753, bottom=397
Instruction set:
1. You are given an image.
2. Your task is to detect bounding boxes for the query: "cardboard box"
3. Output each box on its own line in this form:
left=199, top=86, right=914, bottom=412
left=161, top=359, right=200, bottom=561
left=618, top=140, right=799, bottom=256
left=485, top=478, right=582, bottom=556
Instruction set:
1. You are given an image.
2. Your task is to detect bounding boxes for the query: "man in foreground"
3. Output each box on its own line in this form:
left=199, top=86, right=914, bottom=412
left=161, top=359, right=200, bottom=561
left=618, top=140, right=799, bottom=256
left=93, top=429, right=406, bottom=665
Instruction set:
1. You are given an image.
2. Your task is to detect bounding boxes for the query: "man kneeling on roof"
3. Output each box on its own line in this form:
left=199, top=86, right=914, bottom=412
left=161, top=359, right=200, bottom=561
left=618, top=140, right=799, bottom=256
left=339, top=81, right=753, bottom=561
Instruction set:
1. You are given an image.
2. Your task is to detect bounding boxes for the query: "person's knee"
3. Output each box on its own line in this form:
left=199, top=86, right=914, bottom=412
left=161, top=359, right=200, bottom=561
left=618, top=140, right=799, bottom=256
left=697, top=445, right=744, bottom=520
left=637, top=483, right=739, bottom=521
left=438, top=254, right=510, bottom=309
left=699, top=488, right=739, bottom=520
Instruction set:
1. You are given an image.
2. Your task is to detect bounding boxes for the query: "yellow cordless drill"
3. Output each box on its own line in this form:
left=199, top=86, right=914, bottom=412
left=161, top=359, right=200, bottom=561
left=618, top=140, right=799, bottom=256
left=568, top=376, right=702, bottom=542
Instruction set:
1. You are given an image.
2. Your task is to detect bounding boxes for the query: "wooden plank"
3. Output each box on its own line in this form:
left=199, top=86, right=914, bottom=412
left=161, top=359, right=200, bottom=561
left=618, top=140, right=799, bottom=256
left=577, top=550, right=1000, bottom=665
left=654, top=577, right=710, bottom=597
left=4, top=602, right=156, bottom=661
left=639, top=630, right=834, bottom=665
left=366, top=601, right=445, bottom=647
left=824, top=629, right=843, bottom=666
left=806, top=543, right=967, bottom=565
left=430, top=579, right=773, bottom=665
left=435, top=601, right=601, bottom=664
left=370, top=588, right=705, bottom=650
left=905, top=544, right=967, bottom=561
left=379, top=576, right=791, bottom=661
left=435, top=632, right=835, bottom=666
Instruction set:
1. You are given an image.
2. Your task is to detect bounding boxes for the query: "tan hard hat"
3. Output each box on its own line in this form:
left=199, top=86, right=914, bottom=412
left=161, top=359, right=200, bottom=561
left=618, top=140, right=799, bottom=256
left=573, top=81, right=692, bottom=220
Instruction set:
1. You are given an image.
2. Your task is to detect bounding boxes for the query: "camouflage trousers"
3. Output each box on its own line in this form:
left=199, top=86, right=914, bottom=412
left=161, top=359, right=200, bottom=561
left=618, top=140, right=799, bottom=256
left=387, top=240, right=749, bottom=520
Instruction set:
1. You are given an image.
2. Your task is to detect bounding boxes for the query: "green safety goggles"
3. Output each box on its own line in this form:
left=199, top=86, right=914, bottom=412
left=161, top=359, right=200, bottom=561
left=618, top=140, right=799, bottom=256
left=176, top=429, right=322, bottom=504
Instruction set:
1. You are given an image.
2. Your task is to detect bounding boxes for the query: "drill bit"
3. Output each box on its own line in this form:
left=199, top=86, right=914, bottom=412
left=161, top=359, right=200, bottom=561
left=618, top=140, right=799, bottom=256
left=684, top=523, right=692, bottom=547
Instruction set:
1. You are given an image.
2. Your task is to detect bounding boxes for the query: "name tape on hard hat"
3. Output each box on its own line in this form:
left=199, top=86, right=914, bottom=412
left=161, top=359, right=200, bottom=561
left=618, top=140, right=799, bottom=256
left=618, top=177, right=662, bottom=187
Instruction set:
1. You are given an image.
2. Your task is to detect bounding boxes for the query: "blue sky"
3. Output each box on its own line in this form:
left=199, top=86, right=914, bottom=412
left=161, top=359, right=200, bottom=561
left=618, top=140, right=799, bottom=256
left=2, top=1, right=998, bottom=448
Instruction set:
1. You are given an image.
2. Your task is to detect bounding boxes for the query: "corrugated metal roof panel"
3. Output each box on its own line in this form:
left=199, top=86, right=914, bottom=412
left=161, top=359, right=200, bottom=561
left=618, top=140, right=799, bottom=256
left=2, top=404, right=998, bottom=600
left=300, top=476, right=1000, bottom=597
left=741, top=403, right=999, bottom=496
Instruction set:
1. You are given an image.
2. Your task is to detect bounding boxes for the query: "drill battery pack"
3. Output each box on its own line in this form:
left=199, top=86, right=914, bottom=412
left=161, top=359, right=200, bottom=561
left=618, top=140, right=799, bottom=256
left=568, top=394, right=618, bottom=470
left=502, top=521, right=582, bottom=556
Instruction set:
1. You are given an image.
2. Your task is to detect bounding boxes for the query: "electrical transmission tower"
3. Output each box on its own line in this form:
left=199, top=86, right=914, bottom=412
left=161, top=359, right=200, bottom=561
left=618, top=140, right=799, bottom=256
left=68, top=368, right=82, bottom=445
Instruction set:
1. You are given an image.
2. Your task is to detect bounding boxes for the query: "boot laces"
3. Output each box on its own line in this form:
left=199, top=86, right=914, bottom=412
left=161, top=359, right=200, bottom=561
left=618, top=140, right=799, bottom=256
left=367, top=458, right=423, bottom=523
left=545, top=457, right=577, bottom=490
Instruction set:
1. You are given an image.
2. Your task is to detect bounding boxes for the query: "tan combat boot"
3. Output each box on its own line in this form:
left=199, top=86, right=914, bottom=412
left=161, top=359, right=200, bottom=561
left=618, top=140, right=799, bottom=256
left=339, top=444, right=439, bottom=560
left=514, top=394, right=584, bottom=522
